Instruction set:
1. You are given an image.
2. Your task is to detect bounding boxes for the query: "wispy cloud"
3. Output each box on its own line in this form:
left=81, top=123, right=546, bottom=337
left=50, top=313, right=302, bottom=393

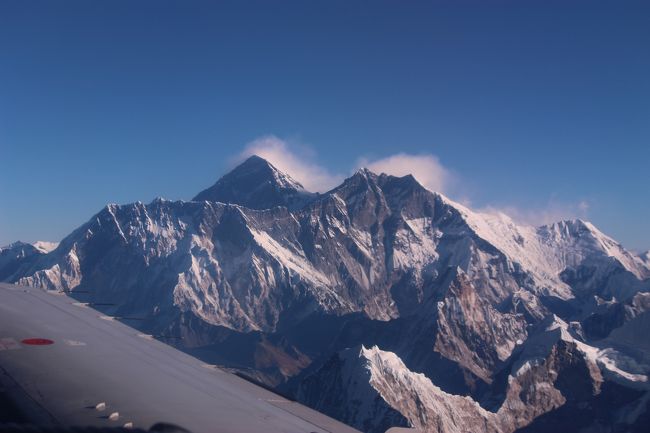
left=236, top=136, right=344, bottom=192
left=479, top=199, right=591, bottom=227
left=356, top=153, right=452, bottom=193
left=237, top=136, right=455, bottom=194
left=235, top=135, right=588, bottom=228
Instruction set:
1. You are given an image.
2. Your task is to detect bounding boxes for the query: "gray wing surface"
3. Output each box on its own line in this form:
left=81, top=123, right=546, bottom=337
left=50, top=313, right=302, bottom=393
left=0, top=283, right=361, bottom=433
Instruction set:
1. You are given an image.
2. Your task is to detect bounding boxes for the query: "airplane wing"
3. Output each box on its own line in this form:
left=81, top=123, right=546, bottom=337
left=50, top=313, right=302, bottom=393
left=0, top=282, right=361, bottom=433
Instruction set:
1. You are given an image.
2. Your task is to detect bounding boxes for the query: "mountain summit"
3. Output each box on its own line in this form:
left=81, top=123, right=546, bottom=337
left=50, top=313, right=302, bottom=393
left=193, top=155, right=316, bottom=209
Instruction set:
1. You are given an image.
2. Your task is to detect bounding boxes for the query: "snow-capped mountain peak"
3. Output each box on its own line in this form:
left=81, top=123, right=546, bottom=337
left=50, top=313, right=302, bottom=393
left=192, top=155, right=315, bottom=210
left=428, top=195, right=650, bottom=297
left=32, top=241, right=59, bottom=253
left=537, top=218, right=650, bottom=280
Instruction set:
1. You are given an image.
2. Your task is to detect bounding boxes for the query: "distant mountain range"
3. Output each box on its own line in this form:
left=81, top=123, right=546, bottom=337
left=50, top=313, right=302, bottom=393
left=3, top=155, right=649, bottom=433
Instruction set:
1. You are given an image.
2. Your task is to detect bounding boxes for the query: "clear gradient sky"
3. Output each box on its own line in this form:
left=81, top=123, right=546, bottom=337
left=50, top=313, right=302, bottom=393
left=1, top=0, right=649, bottom=250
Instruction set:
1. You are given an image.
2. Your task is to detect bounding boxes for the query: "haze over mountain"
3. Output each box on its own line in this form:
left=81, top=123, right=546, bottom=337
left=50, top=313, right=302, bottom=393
left=3, top=156, right=649, bottom=433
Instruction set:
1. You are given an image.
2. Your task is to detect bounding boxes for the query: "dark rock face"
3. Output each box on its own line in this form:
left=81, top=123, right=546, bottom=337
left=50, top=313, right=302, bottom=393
left=581, top=292, right=650, bottom=341
left=5, top=156, right=650, bottom=433
left=193, top=155, right=316, bottom=210
left=515, top=381, right=649, bottom=433
left=295, top=348, right=410, bottom=433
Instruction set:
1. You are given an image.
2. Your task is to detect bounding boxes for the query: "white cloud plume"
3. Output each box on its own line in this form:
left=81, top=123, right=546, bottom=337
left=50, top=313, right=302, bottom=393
left=356, top=153, right=451, bottom=193
left=237, top=136, right=454, bottom=194
left=235, top=135, right=586, bottom=228
left=237, top=136, right=344, bottom=192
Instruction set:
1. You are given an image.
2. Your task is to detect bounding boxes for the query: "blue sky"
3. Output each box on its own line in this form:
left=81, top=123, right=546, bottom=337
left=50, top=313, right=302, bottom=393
left=1, top=0, right=649, bottom=250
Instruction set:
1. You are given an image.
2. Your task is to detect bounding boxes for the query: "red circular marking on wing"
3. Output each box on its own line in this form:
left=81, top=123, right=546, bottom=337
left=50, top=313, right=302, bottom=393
left=21, top=338, right=54, bottom=346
